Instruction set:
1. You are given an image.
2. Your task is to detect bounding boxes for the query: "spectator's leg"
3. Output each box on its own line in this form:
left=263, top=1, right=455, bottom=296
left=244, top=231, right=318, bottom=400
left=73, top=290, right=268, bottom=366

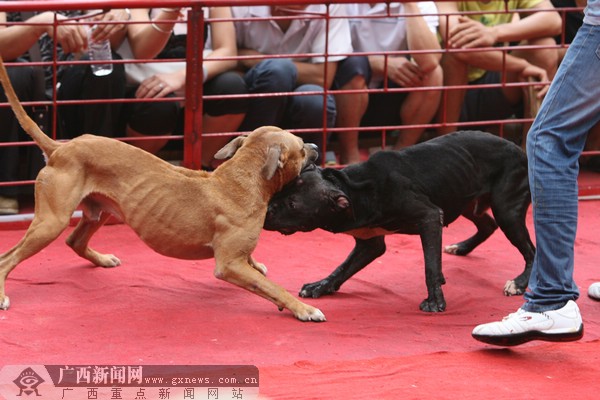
left=436, top=52, right=468, bottom=135
left=240, top=59, right=297, bottom=131
left=395, top=64, right=443, bottom=149
left=511, top=37, right=559, bottom=145
left=201, top=71, right=249, bottom=168
left=333, top=56, right=370, bottom=165
left=125, top=88, right=180, bottom=155
left=57, top=53, right=126, bottom=138
left=0, top=64, right=36, bottom=214
left=284, top=84, right=335, bottom=159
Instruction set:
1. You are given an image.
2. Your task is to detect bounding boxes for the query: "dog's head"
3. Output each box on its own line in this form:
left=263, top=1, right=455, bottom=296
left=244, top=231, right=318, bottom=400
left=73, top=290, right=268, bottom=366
left=215, top=126, right=318, bottom=183
left=264, top=164, right=351, bottom=234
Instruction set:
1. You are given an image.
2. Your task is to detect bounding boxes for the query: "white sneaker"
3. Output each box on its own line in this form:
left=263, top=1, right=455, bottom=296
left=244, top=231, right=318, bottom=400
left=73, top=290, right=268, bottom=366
left=472, top=300, right=584, bottom=346
left=588, top=282, right=600, bottom=301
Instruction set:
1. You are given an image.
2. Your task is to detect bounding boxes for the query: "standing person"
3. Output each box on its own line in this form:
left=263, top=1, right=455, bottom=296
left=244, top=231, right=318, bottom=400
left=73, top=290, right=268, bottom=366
left=472, top=0, right=599, bottom=346
left=232, top=4, right=353, bottom=158
left=123, top=7, right=248, bottom=169
left=0, top=9, right=128, bottom=215
left=342, top=2, right=442, bottom=153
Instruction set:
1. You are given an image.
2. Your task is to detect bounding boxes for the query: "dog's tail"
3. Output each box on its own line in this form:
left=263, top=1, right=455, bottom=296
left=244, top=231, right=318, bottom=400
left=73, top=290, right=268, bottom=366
left=0, top=55, right=59, bottom=157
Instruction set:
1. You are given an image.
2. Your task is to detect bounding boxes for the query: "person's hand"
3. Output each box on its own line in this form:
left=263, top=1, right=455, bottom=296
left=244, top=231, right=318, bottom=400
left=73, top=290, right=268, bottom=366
left=448, top=16, right=498, bottom=49
left=520, top=63, right=550, bottom=98
left=44, top=13, right=88, bottom=54
left=387, top=57, right=424, bottom=88
left=135, top=71, right=185, bottom=99
left=88, top=9, right=129, bottom=43
left=237, top=48, right=264, bottom=70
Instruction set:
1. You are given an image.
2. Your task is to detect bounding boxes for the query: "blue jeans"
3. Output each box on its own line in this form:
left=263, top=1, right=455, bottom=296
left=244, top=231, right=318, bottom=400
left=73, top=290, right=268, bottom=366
left=240, top=58, right=336, bottom=150
left=524, top=22, right=600, bottom=312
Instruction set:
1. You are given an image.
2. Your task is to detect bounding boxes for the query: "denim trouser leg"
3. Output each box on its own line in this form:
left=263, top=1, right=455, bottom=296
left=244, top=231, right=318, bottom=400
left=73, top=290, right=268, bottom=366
left=523, top=23, right=600, bottom=312
left=240, top=59, right=297, bottom=131
left=284, top=84, right=336, bottom=150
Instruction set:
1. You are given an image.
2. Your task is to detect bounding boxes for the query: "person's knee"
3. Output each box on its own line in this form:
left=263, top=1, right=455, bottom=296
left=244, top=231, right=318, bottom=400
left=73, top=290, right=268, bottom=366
left=129, top=101, right=180, bottom=135
left=442, top=51, right=470, bottom=69
left=208, top=71, right=247, bottom=95
left=342, top=74, right=367, bottom=91
left=204, top=72, right=249, bottom=116
left=246, top=58, right=297, bottom=92
left=335, top=56, right=371, bottom=89
left=527, top=48, right=558, bottom=76
left=425, top=64, right=443, bottom=87
left=289, top=86, right=335, bottom=128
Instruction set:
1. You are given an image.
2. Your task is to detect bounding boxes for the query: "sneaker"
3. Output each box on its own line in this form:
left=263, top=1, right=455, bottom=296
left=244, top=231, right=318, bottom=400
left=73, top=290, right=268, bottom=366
left=588, top=282, right=600, bottom=301
left=472, top=300, right=584, bottom=346
left=0, top=196, right=19, bottom=215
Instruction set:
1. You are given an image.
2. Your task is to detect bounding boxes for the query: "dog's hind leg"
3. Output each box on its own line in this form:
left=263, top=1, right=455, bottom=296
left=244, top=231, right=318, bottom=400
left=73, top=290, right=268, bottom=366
left=497, top=217, right=535, bottom=296
left=66, top=211, right=121, bottom=268
left=444, top=199, right=498, bottom=256
left=0, top=206, right=72, bottom=310
left=419, top=209, right=447, bottom=312
left=491, top=191, right=535, bottom=296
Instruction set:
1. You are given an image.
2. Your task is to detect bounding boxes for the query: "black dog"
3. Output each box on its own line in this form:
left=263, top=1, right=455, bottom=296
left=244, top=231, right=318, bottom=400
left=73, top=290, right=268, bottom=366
left=264, top=131, right=535, bottom=312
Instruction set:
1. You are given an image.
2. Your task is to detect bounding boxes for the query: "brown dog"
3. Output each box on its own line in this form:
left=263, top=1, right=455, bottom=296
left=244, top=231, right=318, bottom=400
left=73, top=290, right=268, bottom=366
left=0, top=56, right=325, bottom=322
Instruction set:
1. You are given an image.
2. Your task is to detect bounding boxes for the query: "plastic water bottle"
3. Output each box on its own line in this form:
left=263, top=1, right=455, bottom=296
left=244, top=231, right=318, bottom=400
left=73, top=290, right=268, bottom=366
left=87, top=26, right=113, bottom=76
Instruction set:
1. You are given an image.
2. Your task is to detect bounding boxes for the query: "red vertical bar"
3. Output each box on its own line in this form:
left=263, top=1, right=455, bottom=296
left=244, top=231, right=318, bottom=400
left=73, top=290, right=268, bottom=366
left=183, top=5, right=204, bottom=170
left=321, top=5, right=330, bottom=165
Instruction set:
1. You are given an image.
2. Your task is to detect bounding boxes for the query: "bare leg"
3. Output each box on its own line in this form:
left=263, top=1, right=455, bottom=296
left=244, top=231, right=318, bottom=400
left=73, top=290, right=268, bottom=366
left=126, top=125, right=169, bottom=155
left=66, top=212, right=121, bottom=267
left=436, top=53, right=468, bottom=135
left=201, top=113, right=245, bottom=169
left=511, top=38, right=559, bottom=148
left=334, top=75, right=368, bottom=165
left=395, top=65, right=443, bottom=148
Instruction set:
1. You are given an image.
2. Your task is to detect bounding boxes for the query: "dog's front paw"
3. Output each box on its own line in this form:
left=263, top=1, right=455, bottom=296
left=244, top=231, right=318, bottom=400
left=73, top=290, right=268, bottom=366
left=294, top=305, right=326, bottom=322
left=299, top=279, right=336, bottom=298
left=444, top=243, right=469, bottom=256
left=98, top=254, right=121, bottom=268
left=0, top=296, right=10, bottom=310
left=252, top=262, right=268, bottom=276
left=444, top=244, right=460, bottom=255
left=503, top=280, right=525, bottom=296
left=419, top=287, right=446, bottom=312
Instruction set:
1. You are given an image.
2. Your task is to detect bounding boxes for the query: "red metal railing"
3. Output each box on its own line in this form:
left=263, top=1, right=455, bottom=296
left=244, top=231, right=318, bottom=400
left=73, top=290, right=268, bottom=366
left=0, top=0, right=596, bottom=199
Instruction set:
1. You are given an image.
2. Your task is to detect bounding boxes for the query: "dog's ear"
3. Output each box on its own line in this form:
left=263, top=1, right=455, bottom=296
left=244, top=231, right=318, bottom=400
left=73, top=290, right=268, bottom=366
left=262, top=144, right=284, bottom=180
left=334, top=195, right=351, bottom=211
left=214, top=136, right=247, bottom=160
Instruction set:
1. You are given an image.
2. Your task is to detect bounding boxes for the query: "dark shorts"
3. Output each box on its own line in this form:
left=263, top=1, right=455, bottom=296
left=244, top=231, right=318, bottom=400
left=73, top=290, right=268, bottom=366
left=334, top=55, right=413, bottom=128
left=332, top=55, right=371, bottom=90
left=460, top=71, right=523, bottom=123
left=126, top=71, right=248, bottom=136
left=361, top=81, right=409, bottom=127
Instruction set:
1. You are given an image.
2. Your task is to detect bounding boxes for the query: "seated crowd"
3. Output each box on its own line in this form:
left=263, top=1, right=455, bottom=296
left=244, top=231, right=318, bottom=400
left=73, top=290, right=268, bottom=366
left=0, top=1, right=594, bottom=216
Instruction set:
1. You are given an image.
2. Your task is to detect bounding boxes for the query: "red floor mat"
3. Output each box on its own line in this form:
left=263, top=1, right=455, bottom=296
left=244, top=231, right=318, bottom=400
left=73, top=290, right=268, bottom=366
left=1, top=201, right=599, bottom=399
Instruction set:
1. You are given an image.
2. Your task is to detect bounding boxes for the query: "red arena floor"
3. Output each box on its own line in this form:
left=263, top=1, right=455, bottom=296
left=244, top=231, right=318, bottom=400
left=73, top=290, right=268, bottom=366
left=1, top=176, right=599, bottom=399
